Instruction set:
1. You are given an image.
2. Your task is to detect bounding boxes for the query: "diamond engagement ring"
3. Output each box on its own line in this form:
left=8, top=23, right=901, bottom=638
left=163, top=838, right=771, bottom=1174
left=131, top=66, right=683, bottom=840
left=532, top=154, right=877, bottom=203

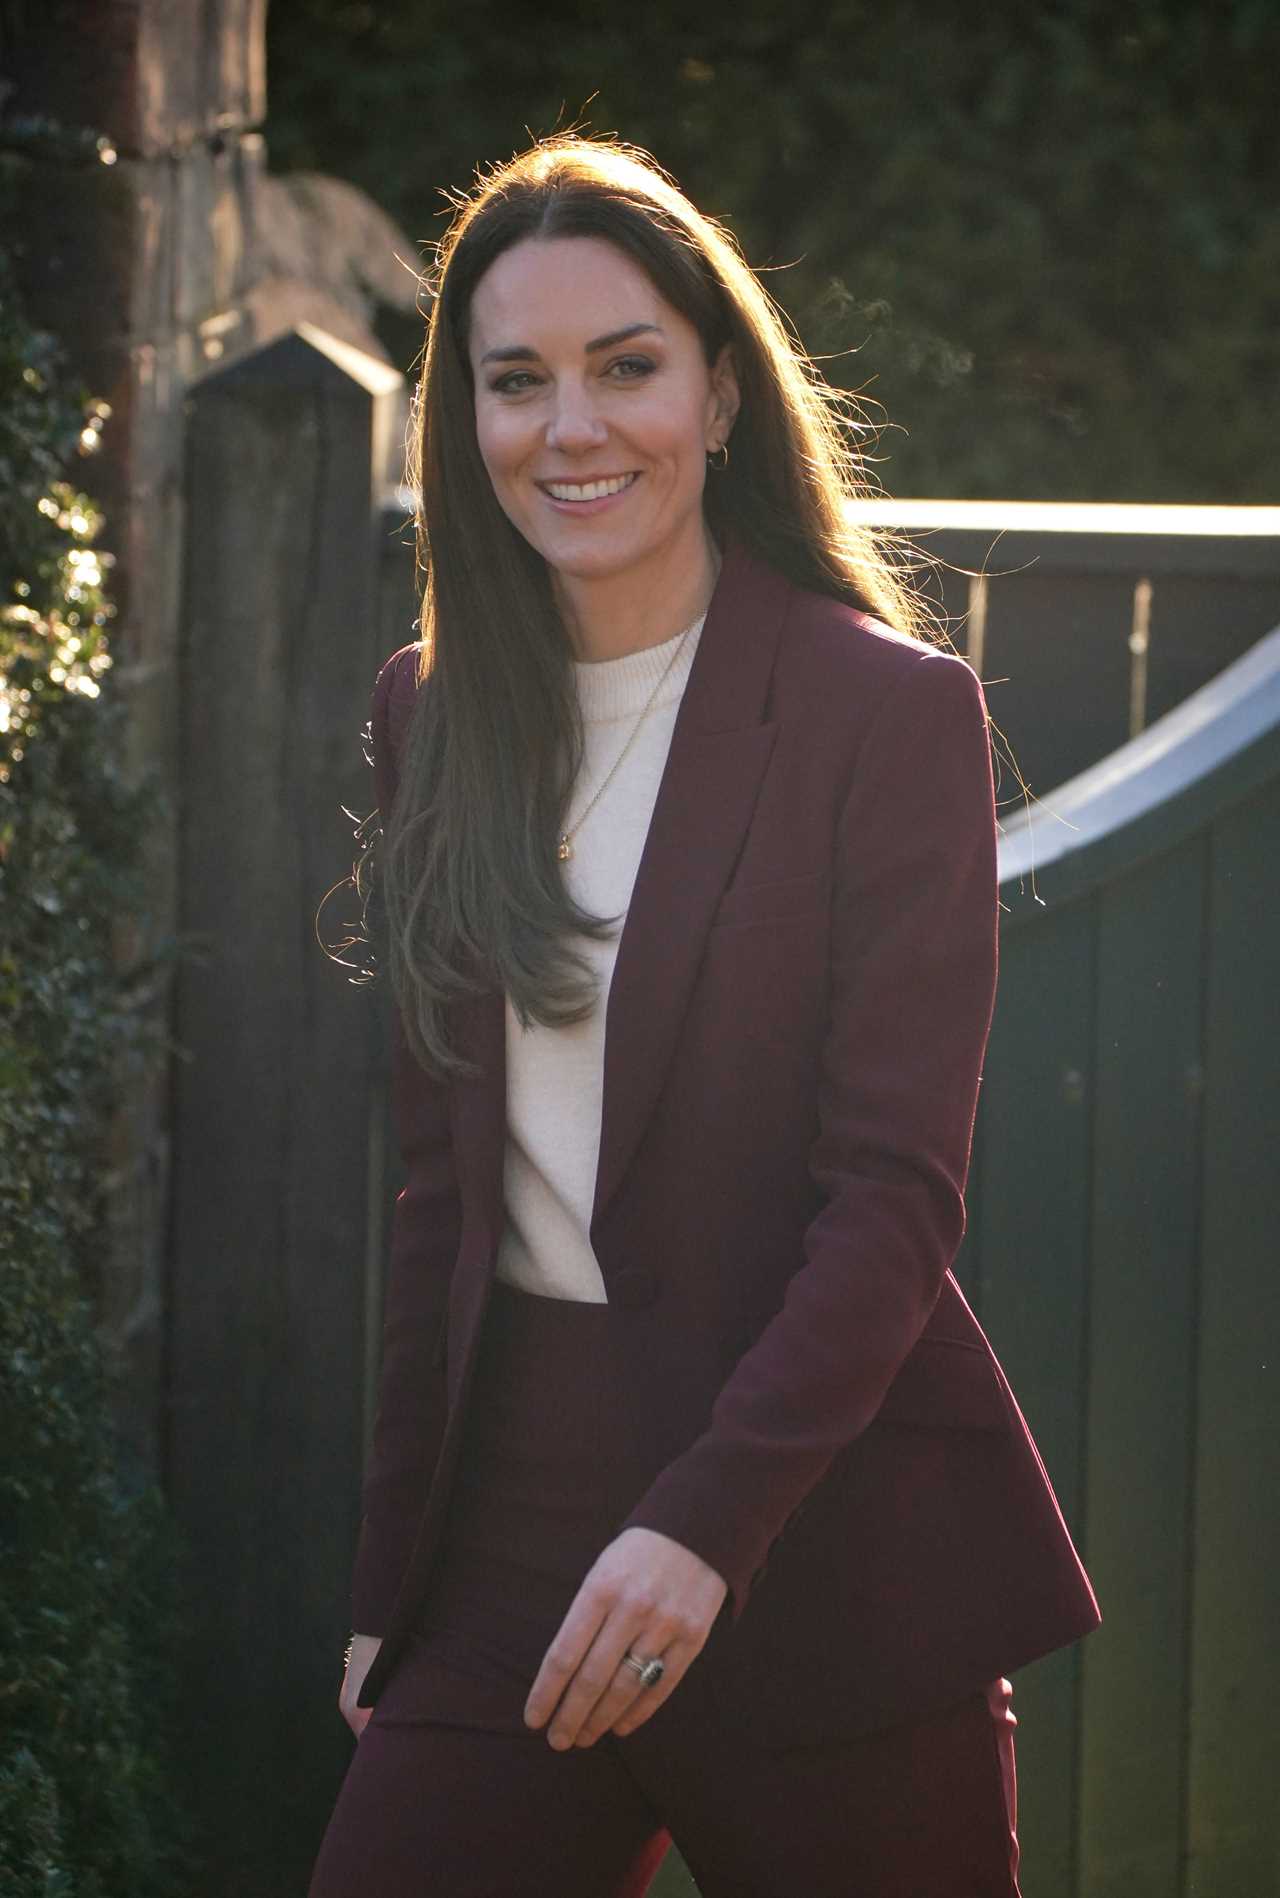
left=621, top=1649, right=666, bottom=1689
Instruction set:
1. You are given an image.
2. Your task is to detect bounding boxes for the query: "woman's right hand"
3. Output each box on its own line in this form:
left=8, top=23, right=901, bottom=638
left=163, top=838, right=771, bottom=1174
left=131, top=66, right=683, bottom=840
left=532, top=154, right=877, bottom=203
left=339, top=1633, right=383, bottom=1739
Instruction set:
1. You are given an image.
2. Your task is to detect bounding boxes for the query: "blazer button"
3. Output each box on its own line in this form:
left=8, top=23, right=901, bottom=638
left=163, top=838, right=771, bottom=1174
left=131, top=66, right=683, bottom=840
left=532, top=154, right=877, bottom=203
left=610, top=1267, right=658, bottom=1309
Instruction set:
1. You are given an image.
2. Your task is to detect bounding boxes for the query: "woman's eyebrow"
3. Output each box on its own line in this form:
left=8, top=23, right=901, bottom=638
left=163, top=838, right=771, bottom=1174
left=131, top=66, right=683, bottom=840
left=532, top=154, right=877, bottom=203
left=479, top=323, right=664, bottom=367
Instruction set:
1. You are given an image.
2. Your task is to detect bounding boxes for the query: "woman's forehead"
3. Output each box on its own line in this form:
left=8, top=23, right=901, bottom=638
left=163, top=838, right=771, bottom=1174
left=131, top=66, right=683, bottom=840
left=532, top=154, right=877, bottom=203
left=468, top=236, right=681, bottom=360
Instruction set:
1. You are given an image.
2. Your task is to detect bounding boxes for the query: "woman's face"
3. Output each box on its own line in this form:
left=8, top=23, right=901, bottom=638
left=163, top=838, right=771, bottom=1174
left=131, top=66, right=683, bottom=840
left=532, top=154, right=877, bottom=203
left=467, top=235, right=738, bottom=594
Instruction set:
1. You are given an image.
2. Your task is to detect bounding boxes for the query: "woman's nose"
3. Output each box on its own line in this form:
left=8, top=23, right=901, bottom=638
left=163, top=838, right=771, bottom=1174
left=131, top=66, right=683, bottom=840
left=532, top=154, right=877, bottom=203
left=545, top=384, right=608, bottom=453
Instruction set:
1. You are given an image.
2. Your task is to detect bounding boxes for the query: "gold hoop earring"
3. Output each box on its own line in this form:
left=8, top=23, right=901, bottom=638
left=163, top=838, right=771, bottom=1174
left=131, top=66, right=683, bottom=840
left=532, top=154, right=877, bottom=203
left=706, top=441, right=730, bottom=470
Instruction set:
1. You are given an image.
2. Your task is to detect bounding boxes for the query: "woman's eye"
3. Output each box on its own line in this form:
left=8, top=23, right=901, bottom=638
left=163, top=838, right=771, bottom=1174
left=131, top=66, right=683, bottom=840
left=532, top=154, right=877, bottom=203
left=488, top=358, right=654, bottom=394
left=609, top=356, right=655, bottom=380
left=491, top=370, right=539, bottom=394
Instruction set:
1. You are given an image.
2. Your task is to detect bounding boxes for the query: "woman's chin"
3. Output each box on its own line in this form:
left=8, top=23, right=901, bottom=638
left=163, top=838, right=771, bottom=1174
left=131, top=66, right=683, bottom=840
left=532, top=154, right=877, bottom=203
left=538, top=518, right=705, bottom=591
left=543, top=540, right=652, bottom=587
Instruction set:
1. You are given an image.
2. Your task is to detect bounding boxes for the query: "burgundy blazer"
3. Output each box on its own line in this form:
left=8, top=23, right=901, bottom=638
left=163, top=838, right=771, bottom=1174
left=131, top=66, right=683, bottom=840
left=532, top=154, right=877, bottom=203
left=351, top=534, right=1100, bottom=1744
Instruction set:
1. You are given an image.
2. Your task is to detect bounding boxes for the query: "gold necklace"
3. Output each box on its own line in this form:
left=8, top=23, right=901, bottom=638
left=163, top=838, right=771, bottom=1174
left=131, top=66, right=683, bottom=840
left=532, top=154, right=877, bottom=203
left=557, top=613, right=703, bottom=863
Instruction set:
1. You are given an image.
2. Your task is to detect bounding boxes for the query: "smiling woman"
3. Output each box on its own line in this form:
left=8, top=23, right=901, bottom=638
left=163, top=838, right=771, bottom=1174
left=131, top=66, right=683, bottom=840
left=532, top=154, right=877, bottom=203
left=307, top=134, right=1099, bottom=1898
left=385, top=134, right=930, bottom=1082
left=469, top=240, right=738, bottom=660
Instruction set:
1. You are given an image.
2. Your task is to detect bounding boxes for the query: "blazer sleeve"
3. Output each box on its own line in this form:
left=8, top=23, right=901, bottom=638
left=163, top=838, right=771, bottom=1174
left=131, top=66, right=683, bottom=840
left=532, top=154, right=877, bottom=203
left=620, top=649, right=1000, bottom=1617
left=349, top=651, right=463, bottom=1635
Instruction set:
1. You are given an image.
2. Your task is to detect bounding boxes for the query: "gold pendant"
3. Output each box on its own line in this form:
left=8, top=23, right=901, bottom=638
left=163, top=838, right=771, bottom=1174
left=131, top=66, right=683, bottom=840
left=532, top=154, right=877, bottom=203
left=558, top=834, right=573, bottom=862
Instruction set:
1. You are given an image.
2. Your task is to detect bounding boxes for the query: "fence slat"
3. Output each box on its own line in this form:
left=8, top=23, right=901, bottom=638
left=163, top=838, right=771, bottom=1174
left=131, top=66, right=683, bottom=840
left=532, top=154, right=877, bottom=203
left=1077, top=840, right=1205, bottom=1895
left=976, top=901, right=1097, bottom=1898
left=1185, top=774, right=1280, bottom=1895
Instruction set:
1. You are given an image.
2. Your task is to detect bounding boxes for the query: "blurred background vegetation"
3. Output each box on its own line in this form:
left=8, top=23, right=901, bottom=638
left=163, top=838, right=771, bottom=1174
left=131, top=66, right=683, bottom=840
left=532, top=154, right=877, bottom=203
left=265, top=0, right=1279, bottom=504
left=0, top=250, right=192, bottom=1896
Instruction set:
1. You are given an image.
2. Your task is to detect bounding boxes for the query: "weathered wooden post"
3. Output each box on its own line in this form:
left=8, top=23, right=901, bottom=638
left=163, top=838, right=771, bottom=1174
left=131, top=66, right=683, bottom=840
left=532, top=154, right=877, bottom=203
left=171, top=326, right=404, bottom=1894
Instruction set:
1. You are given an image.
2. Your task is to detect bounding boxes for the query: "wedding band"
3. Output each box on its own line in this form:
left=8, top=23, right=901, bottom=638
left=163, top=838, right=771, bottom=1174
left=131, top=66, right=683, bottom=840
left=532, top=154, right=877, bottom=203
left=621, top=1649, right=665, bottom=1690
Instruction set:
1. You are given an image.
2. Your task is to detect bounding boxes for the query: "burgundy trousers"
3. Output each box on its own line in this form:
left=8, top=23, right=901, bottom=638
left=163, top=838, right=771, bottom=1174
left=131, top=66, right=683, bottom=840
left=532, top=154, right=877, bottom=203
left=309, top=1283, right=1022, bottom=1898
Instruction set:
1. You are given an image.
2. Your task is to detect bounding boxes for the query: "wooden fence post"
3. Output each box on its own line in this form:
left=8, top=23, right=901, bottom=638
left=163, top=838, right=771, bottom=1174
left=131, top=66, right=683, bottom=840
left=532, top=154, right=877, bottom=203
left=170, top=326, right=403, bottom=1894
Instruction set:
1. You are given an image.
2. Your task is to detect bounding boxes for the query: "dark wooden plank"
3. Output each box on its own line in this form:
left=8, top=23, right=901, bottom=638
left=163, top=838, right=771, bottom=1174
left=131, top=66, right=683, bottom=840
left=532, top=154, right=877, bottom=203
left=983, top=572, right=1136, bottom=801
left=1076, top=837, right=1205, bottom=1895
left=171, top=331, right=402, bottom=1893
left=1184, top=774, right=1280, bottom=1894
left=977, top=896, right=1097, bottom=1898
left=1144, top=576, right=1280, bottom=726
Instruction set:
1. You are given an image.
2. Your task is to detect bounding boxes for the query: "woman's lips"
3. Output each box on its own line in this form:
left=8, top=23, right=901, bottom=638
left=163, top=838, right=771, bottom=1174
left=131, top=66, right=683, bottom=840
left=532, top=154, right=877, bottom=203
left=538, top=471, right=640, bottom=514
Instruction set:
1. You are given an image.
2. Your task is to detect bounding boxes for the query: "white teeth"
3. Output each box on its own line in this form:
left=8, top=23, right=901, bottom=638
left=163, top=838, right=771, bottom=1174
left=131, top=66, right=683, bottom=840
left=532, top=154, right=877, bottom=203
left=545, top=473, right=637, bottom=501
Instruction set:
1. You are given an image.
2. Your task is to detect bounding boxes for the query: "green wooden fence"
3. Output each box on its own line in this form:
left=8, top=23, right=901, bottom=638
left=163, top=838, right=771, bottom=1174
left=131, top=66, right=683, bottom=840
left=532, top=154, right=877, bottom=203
left=958, top=617, right=1280, bottom=1898
left=656, top=613, right=1280, bottom=1898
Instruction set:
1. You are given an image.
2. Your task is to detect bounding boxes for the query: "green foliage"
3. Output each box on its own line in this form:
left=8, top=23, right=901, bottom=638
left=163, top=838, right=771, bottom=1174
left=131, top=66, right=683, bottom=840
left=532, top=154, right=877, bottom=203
left=265, top=0, right=1280, bottom=502
left=0, top=253, right=193, bottom=1896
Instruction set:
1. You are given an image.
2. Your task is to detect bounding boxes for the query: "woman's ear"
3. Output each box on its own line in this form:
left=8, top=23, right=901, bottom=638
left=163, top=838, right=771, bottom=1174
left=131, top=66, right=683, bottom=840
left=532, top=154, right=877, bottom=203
left=708, top=343, right=741, bottom=448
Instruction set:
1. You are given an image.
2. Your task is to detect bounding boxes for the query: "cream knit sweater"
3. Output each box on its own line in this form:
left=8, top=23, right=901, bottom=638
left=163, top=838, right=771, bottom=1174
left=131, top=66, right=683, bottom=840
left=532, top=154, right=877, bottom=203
left=494, top=614, right=705, bottom=1303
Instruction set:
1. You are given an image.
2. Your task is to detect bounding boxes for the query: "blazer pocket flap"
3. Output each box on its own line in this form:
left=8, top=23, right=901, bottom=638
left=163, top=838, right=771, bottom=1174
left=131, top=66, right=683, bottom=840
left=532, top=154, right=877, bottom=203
left=872, top=1337, right=1011, bottom=1433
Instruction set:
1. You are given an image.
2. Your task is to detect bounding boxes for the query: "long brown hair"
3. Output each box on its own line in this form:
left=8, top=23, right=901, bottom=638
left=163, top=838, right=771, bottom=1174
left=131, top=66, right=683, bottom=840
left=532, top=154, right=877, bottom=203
left=377, top=133, right=935, bottom=1079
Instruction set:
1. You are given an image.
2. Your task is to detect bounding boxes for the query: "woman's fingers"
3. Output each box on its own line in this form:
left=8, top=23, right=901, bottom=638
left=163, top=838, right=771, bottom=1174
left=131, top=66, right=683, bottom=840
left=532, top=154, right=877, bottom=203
left=542, top=1597, right=707, bottom=1748
left=338, top=1679, right=375, bottom=1739
left=523, top=1581, right=610, bottom=1734
left=553, top=1607, right=672, bottom=1748
left=575, top=1628, right=696, bottom=1745
left=545, top=1606, right=663, bottom=1749
left=525, top=1527, right=728, bottom=1747
left=525, top=1586, right=679, bottom=1748
left=338, top=1632, right=383, bottom=1739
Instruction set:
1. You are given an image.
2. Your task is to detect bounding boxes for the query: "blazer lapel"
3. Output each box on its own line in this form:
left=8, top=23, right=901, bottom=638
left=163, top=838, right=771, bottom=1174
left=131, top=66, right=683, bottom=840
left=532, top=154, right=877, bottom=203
left=445, top=536, right=793, bottom=1258
left=590, top=538, right=790, bottom=1237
